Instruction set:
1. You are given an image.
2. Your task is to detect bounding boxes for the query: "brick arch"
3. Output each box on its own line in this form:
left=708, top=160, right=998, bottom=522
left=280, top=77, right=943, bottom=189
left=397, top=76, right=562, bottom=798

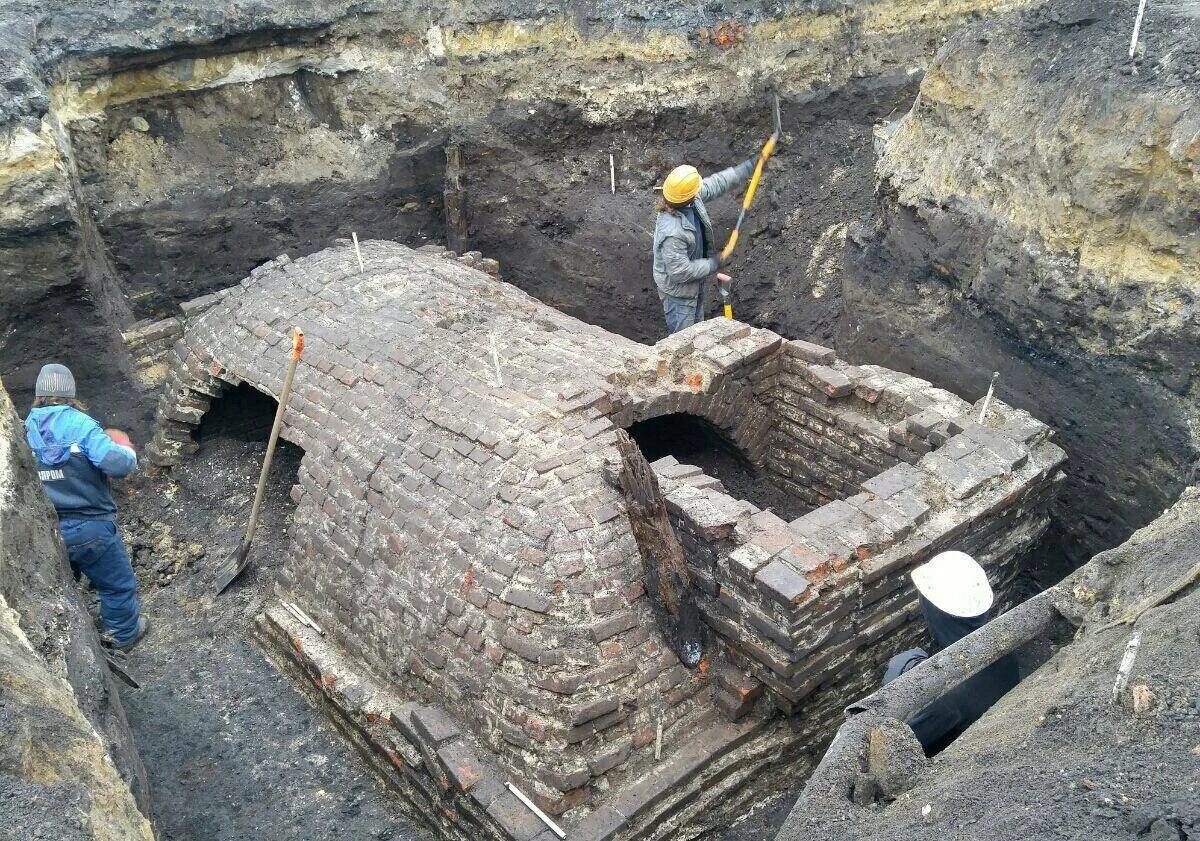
left=613, top=378, right=774, bottom=468
left=147, top=360, right=305, bottom=466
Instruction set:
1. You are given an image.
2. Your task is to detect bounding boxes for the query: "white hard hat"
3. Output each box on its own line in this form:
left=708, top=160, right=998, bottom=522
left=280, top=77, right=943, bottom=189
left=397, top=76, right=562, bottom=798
left=910, top=551, right=994, bottom=618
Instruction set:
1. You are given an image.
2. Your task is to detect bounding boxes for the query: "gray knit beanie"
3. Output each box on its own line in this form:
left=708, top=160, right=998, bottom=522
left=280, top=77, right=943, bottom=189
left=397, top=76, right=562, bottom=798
left=35, top=363, right=76, bottom=399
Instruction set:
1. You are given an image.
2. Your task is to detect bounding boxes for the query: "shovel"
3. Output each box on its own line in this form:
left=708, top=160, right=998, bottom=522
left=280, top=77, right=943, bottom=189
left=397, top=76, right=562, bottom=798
left=212, top=327, right=304, bottom=596
left=718, top=94, right=783, bottom=319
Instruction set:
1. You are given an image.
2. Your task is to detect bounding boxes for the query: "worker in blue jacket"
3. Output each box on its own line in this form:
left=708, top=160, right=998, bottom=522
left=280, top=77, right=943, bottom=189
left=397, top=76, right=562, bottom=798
left=25, top=363, right=148, bottom=650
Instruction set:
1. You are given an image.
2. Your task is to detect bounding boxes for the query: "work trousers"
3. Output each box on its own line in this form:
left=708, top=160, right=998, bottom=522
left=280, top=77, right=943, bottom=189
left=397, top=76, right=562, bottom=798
left=59, top=518, right=141, bottom=645
left=660, top=285, right=707, bottom=334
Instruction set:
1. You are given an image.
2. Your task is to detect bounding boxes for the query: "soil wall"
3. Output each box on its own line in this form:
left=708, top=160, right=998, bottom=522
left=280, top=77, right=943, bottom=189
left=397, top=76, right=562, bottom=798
left=843, top=0, right=1200, bottom=569
left=0, top=0, right=1032, bottom=413
left=0, top=378, right=153, bottom=835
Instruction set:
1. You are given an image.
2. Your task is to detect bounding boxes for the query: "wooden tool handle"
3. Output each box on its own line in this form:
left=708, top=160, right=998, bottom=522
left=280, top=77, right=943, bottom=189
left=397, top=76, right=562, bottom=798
left=719, top=104, right=781, bottom=261
left=241, top=326, right=303, bottom=550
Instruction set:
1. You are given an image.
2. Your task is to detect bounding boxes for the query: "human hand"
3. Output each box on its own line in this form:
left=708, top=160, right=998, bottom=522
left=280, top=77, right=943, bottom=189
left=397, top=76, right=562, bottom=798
left=105, top=428, right=136, bottom=451
left=716, top=273, right=732, bottom=284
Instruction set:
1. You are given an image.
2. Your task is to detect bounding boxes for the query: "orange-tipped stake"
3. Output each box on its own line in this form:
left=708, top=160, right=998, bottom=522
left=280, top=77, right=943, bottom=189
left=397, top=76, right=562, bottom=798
left=213, top=327, right=305, bottom=595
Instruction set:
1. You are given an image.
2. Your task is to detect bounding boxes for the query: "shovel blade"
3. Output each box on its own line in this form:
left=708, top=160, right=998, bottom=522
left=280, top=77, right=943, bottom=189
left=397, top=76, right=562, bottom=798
left=212, top=543, right=251, bottom=596
left=104, top=655, right=142, bottom=689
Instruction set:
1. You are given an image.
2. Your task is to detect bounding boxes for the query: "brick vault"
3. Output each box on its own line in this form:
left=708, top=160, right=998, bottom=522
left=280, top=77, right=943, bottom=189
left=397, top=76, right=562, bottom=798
left=147, top=241, right=1065, bottom=840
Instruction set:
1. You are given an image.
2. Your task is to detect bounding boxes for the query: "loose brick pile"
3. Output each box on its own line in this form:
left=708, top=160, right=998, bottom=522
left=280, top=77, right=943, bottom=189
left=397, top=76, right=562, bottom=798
left=148, top=241, right=1064, bottom=839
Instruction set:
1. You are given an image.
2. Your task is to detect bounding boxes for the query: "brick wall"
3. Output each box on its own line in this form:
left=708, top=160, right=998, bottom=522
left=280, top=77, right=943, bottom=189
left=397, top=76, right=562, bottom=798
left=148, top=241, right=1064, bottom=839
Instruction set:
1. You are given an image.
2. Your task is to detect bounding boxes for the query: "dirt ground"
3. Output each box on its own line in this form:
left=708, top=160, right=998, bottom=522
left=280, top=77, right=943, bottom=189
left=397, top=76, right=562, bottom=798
left=464, top=78, right=917, bottom=349
left=107, top=404, right=427, bottom=840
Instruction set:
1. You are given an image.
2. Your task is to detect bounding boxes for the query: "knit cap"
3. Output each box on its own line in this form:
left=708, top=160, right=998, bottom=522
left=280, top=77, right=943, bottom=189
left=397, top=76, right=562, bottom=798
left=35, top=363, right=76, bottom=399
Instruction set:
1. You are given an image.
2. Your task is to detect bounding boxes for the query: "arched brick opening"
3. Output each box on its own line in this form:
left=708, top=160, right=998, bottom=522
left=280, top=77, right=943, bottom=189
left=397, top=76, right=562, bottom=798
left=170, top=381, right=307, bottom=582
left=614, top=378, right=772, bottom=470
left=192, top=382, right=306, bottom=483
left=626, top=411, right=808, bottom=522
left=627, top=411, right=749, bottom=466
left=194, top=382, right=270, bottom=439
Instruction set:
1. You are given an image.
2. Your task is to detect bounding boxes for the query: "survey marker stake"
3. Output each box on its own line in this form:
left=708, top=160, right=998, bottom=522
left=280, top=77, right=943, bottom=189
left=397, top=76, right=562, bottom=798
left=1130, top=0, right=1148, bottom=58
left=978, top=371, right=1000, bottom=423
left=1112, top=631, right=1142, bottom=702
left=213, top=327, right=305, bottom=596
left=506, top=782, right=566, bottom=839
left=352, top=231, right=365, bottom=275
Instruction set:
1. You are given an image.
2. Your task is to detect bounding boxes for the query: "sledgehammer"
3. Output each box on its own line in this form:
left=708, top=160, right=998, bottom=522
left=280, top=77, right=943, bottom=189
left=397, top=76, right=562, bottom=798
left=213, top=327, right=304, bottom=596
left=717, top=273, right=733, bottom=319
left=718, top=94, right=783, bottom=319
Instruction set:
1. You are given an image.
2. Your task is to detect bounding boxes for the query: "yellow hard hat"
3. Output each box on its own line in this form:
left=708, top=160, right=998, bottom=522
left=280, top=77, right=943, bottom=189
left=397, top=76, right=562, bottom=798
left=661, top=165, right=702, bottom=205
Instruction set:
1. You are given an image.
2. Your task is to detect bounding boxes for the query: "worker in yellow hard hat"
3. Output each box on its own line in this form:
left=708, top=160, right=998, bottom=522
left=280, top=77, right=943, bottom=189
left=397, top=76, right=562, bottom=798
left=652, top=156, right=755, bottom=334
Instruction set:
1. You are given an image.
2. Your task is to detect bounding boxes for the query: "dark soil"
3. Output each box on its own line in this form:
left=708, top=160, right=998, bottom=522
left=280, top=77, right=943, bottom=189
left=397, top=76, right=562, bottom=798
left=464, top=77, right=919, bottom=347
left=110, top=403, right=429, bottom=841
left=0, top=287, right=152, bottom=433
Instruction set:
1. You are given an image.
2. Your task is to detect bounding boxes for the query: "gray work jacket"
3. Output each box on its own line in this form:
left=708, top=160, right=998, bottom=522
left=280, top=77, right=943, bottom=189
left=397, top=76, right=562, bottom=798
left=652, top=159, right=755, bottom=300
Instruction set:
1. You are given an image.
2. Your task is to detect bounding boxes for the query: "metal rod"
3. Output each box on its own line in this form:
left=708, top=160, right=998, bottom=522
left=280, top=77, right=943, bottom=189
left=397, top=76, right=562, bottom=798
left=281, top=599, right=325, bottom=636
left=282, top=600, right=310, bottom=627
left=291, top=603, right=324, bottom=635
left=978, top=371, right=1000, bottom=424
left=506, top=782, right=566, bottom=839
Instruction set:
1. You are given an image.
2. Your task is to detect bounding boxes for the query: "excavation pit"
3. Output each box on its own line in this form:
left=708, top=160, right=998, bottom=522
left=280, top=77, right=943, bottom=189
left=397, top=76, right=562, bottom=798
left=147, top=241, right=1065, bottom=840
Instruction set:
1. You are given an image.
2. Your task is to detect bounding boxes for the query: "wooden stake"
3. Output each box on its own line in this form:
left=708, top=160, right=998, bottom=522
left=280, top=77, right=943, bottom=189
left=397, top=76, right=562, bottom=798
left=978, top=371, right=1000, bottom=424
left=654, top=719, right=663, bottom=760
left=609, top=154, right=616, bottom=194
left=1129, top=0, right=1148, bottom=58
left=489, top=332, right=503, bottom=387
left=1101, top=558, right=1200, bottom=630
left=351, top=231, right=365, bottom=275
left=1112, top=631, right=1142, bottom=703
left=506, top=783, right=566, bottom=839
